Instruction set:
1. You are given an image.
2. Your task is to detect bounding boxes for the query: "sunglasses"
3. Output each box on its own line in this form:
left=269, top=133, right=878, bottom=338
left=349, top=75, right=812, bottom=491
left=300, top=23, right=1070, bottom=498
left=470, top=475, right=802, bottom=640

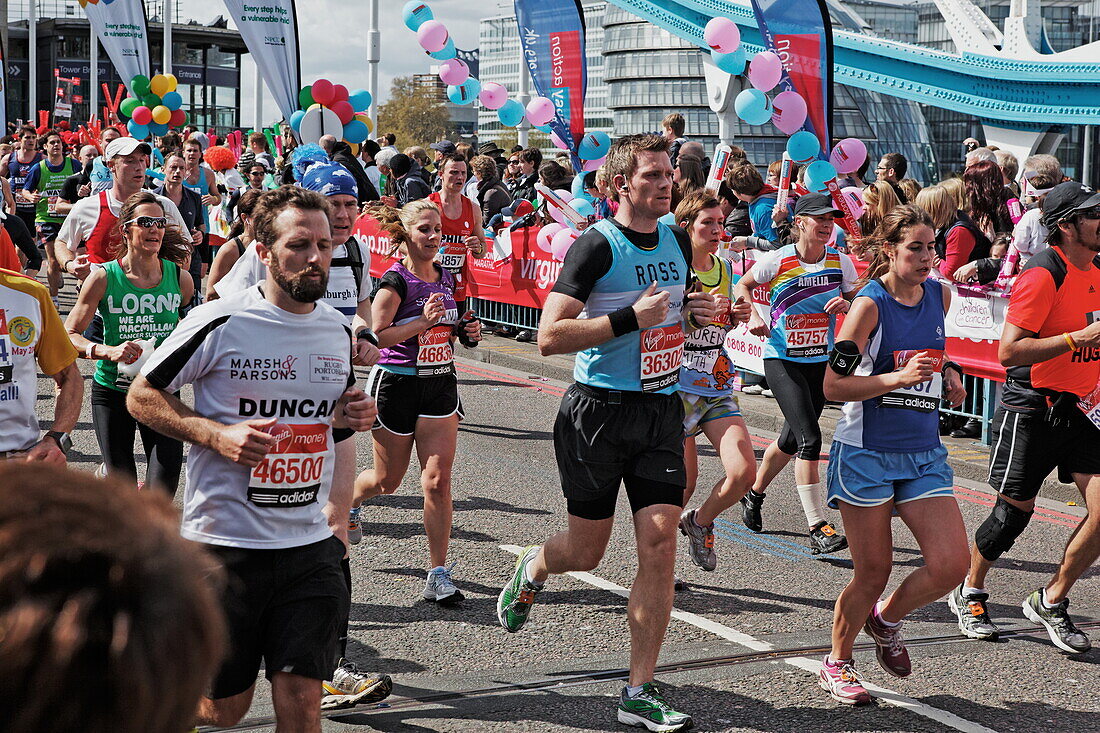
left=125, top=216, right=167, bottom=229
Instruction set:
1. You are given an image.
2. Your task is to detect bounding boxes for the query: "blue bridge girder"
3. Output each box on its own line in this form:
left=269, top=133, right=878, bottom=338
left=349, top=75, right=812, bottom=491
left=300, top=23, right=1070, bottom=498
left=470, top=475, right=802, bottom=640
left=607, top=0, right=1100, bottom=126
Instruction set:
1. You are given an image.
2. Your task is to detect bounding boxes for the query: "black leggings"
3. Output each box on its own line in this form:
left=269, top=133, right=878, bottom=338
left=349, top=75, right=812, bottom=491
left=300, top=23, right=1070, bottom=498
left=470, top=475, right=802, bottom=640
left=763, top=358, right=827, bottom=461
left=91, top=382, right=183, bottom=496
left=4, top=214, right=41, bottom=270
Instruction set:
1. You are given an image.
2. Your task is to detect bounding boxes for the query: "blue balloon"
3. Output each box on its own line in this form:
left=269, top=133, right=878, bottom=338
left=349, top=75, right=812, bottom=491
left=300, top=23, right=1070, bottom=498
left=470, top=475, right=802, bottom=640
left=712, top=48, right=746, bottom=75
left=149, top=122, right=169, bottom=137
left=402, top=1, right=434, bottom=31
left=161, top=91, right=183, bottom=110
left=786, top=130, right=821, bottom=163
left=734, top=89, right=771, bottom=125
left=577, top=131, right=611, bottom=161
left=570, top=199, right=596, bottom=218
left=804, top=160, right=838, bottom=193
left=127, top=120, right=149, bottom=139
left=427, top=38, right=456, bottom=61
left=343, top=119, right=369, bottom=144
left=497, top=99, right=525, bottom=127
left=447, top=80, right=479, bottom=105
left=535, top=124, right=552, bottom=133
left=348, top=88, right=373, bottom=112
left=290, top=109, right=306, bottom=132
left=658, top=212, right=677, bottom=226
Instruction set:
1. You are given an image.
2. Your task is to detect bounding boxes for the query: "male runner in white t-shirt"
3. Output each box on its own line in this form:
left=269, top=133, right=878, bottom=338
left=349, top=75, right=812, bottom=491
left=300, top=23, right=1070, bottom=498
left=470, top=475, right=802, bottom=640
left=128, top=186, right=378, bottom=730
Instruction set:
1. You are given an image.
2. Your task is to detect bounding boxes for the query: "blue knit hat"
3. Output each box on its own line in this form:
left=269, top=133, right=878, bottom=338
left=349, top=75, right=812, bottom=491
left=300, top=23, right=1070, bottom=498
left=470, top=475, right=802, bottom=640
left=300, top=162, right=359, bottom=198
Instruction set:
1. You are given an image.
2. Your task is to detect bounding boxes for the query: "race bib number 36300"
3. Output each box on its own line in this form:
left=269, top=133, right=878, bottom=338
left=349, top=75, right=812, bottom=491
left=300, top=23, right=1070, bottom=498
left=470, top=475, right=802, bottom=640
left=248, top=423, right=329, bottom=508
left=640, top=325, right=684, bottom=392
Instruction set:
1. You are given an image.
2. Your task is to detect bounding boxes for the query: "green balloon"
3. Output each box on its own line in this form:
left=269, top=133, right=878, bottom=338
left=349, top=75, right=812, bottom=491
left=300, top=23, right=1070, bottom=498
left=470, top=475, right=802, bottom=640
left=131, top=74, right=151, bottom=96
left=119, top=97, right=141, bottom=118
left=298, top=85, right=314, bottom=110
left=142, top=93, right=162, bottom=109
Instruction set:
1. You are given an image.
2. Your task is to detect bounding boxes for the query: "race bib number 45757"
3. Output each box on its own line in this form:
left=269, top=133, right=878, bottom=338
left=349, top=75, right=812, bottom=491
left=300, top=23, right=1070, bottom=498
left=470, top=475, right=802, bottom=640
left=248, top=423, right=329, bottom=508
left=640, top=325, right=684, bottom=392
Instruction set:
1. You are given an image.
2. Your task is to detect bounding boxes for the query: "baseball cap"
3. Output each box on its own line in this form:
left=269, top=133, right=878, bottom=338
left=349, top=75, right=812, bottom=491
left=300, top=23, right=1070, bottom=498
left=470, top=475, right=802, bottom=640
left=502, top=200, right=534, bottom=218
left=1040, top=181, right=1100, bottom=229
left=478, top=141, right=503, bottom=156
left=793, top=193, right=842, bottom=218
left=104, top=136, right=152, bottom=160
left=429, top=140, right=456, bottom=155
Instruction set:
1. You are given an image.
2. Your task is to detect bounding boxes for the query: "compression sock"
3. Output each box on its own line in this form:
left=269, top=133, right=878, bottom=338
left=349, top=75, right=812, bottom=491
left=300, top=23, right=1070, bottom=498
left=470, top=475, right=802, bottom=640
left=797, top=483, right=827, bottom=528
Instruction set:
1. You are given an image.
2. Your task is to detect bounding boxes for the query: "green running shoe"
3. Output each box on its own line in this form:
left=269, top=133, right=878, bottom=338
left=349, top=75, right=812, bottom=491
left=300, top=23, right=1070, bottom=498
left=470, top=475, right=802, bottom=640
left=617, top=682, right=693, bottom=732
left=497, top=545, right=542, bottom=632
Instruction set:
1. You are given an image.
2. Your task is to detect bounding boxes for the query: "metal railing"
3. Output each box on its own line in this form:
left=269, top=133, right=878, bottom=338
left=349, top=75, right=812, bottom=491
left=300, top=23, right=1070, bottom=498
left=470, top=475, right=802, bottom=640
left=468, top=298, right=542, bottom=331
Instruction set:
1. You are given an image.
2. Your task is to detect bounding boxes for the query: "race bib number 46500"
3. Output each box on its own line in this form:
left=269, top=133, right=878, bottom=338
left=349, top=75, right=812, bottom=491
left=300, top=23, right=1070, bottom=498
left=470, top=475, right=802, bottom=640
left=248, top=423, right=329, bottom=508
left=640, top=325, right=684, bottom=392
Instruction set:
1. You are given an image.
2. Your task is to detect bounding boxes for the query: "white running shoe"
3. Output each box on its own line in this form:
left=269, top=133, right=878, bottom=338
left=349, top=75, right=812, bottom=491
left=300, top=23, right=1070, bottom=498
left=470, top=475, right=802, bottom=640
left=423, top=562, right=464, bottom=603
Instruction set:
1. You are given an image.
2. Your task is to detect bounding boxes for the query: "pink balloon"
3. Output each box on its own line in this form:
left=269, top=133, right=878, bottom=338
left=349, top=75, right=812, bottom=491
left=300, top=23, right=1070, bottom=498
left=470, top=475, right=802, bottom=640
left=526, top=97, right=556, bottom=127
left=748, top=51, right=783, bottom=92
left=438, top=59, right=469, bottom=86
left=536, top=223, right=565, bottom=253
left=550, top=228, right=578, bottom=261
left=311, top=78, right=335, bottom=106
left=554, top=189, right=573, bottom=203
left=332, top=84, right=349, bottom=103
left=417, top=20, right=449, bottom=53
left=547, top=204, right=567, bottom=227
left=840, top=186, right=865, bottom=220
left=704, top=17, right=740, bottom=54
left=478, top=82, right=509, bottom=111
left=771, top=90, right=807, bottom=135
left=582, top=155, right=606, bottom=172
left=830, top=138, right=868, bottom=174
left=550, top=131, right=569, bottom=150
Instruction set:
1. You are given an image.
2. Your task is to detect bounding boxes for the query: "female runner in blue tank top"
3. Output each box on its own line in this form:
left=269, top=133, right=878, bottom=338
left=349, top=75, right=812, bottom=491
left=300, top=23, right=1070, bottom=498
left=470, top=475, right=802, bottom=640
left=817, top=205, right=969, bottom=706
left=352, top=199, right=482, bottom=605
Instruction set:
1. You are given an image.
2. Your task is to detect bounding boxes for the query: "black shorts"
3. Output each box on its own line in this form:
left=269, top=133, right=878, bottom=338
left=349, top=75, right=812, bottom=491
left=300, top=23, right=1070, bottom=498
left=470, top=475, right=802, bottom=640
left=989, top=405, right=1100, bottom=501
left=365, top=366, right=463, bottom=436
left=205, top=534, right=348, bottom=699
left=554, top=383, right=686, bottom=521
left=333, top=427, right=355, bottom=443
left=35, top=221, right=62, bottom=248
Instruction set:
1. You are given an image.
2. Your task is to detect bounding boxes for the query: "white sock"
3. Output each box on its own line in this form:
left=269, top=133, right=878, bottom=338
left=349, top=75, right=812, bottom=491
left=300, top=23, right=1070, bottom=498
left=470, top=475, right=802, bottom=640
left=962, top=585, right=985, bottom=597
left=1041, top=588, right=1060, bottom=609
left=626, top=684, right=647, bottom=697
left=522, top=561, right=544, bottom=588
left=876, top=601, right=901, bottom=627
left=797, top=483, right=826, bottom=528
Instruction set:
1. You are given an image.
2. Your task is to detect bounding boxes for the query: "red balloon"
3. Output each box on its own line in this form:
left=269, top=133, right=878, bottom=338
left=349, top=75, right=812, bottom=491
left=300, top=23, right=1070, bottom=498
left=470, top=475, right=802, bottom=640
left=169, top=108, right=186, bottom=127
left=332, top=84, right=349, bottom=103
left=311, top=78, right=335, bottom=106
left=330, top=100, right=354, bottom=125
left=131, top=106, right=152, bottom=125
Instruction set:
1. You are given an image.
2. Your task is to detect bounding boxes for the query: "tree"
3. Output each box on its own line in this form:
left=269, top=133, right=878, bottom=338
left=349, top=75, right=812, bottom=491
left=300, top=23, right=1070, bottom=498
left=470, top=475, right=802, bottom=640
left=377, top=76, right=450, bottom=150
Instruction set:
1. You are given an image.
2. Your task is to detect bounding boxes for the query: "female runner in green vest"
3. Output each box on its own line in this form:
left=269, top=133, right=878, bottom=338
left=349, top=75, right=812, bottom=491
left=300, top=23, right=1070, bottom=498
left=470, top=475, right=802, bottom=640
left=65, top=191, right=194, bottom=494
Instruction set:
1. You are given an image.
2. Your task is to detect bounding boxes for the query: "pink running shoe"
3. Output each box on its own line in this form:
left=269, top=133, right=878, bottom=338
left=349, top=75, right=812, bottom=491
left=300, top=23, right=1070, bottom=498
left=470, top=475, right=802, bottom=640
left=864, top=604, right=912, bottom=677
left=818, top=656, right=871, bottom=705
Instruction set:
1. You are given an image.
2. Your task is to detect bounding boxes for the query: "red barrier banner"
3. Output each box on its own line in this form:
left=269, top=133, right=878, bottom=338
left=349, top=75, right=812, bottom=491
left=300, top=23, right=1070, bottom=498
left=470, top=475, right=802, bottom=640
left=466, top=228, right=563, bottom=308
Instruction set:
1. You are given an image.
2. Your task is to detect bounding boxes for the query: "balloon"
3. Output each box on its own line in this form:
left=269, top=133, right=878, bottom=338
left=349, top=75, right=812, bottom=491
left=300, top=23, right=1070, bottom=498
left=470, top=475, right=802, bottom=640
left=550, top=228, right=577, bottom=261
left=734, top=89, right=772, bottom=126
left=330, top=100, right=355, bottom=125
left=553, top=189, right=573, bottom=203
left=426, top=38, right=456, bottom=60
left=438, top=59, right=469, bottom=86
left=169, top=108, right=187, bottom=127
left=149, top=122, right=169, bottom=137
left=711, top=48, right=746, bottom=75
left=348, top=88, right=373, bottom=112
left=161, top=74, right=177, bottom=92
left=289, top=110, right=305, bottom=131
left=332, top=84, right=349, bottom=103
left=130, top=106, right=152, bottom=125
left=840, top=186, right=866, bottom=220
left=497, top=99, right=525, bottom=127
left=343, top=119, right=369, bottom=144
left=447, top=79, right=480, bottom=106
left=578, top=131, right=611, bottom=161
left=569, top=198, right=595, bottom=219
left=311, top=78, right=335, bottom=106
left=298, top=85, right=315, bottom=109
left=749, top=51, right=783, bottom=92
left=786, top=130, right=821, bottom=163
left=479, top=82, right=509, bottom=110
left=119, top=97, right=140, bottom=118
left=535, top=124, right=552, bottom=133
left=298, top=106, right=344, bottom=145
left=658, top=212, right=677, bottom=226
left=525, top=96, right=556, bottom=127
left=704, top=17, right=740, bottom=53
left=417, top=20, right=449, bottom=53
left=581, top=155, right=606, bottom=172
left=131, top=74, right=150, bottom=96
left=307, top=103, right=322, bottom=111
left=402, top=0, right=434, bottom=31
left=829, top=138, right=868, bottom=174
left=126, top=120, right=149, bottom=139
left=149, top=74, right=170, bottom=97
left=142, top=93, right=162, bottom=109
left=546, top=202, right=567, bottom=227
left=536, top=223, right=565, bottom=253
left=550, top=131, right=569, bottom=150
left=804, top=160, right=838, bottom=193
left=151, top=105, right=172, bottom=125
left=771, top=90, right=807, bottom=135
left=161, top=91, right=183, bottom=110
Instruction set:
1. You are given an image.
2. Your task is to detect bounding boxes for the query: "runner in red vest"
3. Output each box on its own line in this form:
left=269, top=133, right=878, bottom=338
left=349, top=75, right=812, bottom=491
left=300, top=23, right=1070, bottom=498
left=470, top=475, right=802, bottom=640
left=427, top=154, right=487, bottom=312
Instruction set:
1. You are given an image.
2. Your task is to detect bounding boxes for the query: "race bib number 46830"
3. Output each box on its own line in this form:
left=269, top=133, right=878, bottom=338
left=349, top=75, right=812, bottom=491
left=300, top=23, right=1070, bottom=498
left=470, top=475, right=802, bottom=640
left=248, top=423, right=329, bottom=508
left=640, top=325, right=684, bottom=392
left=417, top=326, right=455, bottom=377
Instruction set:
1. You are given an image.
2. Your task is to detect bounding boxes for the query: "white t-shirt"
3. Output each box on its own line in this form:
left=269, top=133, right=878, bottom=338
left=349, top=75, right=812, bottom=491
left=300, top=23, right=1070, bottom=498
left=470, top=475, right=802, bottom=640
left=1011, top=207, right=1048, bottom=265
left=214, top=236, right=371, bottom=319
left=55, top=188, right=193, bottom=252
left=141, top=285, right=354, bottom=549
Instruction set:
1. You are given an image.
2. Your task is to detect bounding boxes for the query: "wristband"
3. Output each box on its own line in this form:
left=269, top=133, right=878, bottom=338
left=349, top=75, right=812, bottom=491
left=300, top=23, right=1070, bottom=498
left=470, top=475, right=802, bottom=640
left=356, top=328, right=379, bottom=346
left=1063, top=332, right=1078, bottom=351
left=88, top=344, right=98, bottom=359
left=687, top=312, right=704, bottom=330
left=943, top=360, right=965, bottom=379
left=608, top=306, right=639, bottom=337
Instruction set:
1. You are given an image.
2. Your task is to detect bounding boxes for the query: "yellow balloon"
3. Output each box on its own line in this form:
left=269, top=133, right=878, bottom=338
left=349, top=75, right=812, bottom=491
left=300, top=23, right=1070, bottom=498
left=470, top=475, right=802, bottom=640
left=308, top=103, right=322, bottom=111
left=151, top=105, right=172, bottom=125
left=149, top=74, right=170, bottom=97
left=363, top=116, right=373, bottom=134
left=348, top=142, right=359, bottom=156
left=163, top=74, right=178, bottom=93
left=353, top=112, right=369, bottom=123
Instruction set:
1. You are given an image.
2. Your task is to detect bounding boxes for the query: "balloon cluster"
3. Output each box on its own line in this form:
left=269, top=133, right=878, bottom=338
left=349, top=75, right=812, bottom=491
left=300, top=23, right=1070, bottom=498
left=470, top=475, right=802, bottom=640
left=118, top=74, right=188, bottom=139
left=290, top=79, right=374, bottom=146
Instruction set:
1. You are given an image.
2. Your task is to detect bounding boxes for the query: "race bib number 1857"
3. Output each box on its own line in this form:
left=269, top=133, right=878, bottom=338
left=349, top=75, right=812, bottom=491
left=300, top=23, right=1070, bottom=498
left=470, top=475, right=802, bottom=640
left=640, top=325, right=684, bottom=392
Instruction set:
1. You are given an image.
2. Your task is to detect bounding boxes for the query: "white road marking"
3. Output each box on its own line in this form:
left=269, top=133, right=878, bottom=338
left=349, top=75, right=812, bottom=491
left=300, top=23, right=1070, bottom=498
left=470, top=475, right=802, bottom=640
left=500, top=545, right=998, bottom=733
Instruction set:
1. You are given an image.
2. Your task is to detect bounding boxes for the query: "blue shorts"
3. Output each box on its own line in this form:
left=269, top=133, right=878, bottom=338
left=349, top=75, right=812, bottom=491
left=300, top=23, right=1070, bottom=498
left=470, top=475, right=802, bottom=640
left=827, top=442, right=954, bottom=509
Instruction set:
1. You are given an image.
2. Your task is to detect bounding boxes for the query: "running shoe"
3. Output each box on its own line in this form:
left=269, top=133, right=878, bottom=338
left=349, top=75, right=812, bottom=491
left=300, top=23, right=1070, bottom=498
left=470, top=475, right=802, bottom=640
left=423, top=562, right=464, bottom=603
left=321, top=657, right=393, bottom=709
left=808, top=521, right=848, bottom=555
left=761, top=388, right=774, bottom=398
left=348, top=507, right=363, bottom=546
left=1022, top=589, right=1091, bottom=653
left=740, top=490, right=765, bottom=533
left=678, top=509, right=716, bottom=571
left=947, top=584, right=998, bottom=640
left=673, top=575, right=689, bottom=592
left=818, top=656, right=871, bottom=705
left=617, top=682, right=693, bottom=732
left=864, top=604, right=911, bottom=677
left=741, top=384, right=764, bottom=395
left=497, top=545, right=542, bottom=632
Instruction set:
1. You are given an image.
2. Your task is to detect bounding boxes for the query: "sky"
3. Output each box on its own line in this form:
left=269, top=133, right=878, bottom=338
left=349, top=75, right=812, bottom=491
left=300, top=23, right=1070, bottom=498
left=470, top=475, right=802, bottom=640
left=180, top=0, right=503, bottom=127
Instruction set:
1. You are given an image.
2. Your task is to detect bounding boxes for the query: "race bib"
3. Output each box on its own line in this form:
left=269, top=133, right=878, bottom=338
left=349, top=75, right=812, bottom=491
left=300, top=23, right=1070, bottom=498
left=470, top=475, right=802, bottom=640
left=438, top=245, right=466, bottom=271
left=880, top=349, right=944, bottom=413
left=641, top=325, right=684, bottom=392
left=247, top=423, right=328, bottom=507
left=1077, top=379, right=1100, bottom=431
left=784, top=312, right=829, bottom=358
left=0, top=314, right=12, bottom=385
left=417, top=325, right=455, bottom=377
left=46, top=192, right=60, bottom=216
